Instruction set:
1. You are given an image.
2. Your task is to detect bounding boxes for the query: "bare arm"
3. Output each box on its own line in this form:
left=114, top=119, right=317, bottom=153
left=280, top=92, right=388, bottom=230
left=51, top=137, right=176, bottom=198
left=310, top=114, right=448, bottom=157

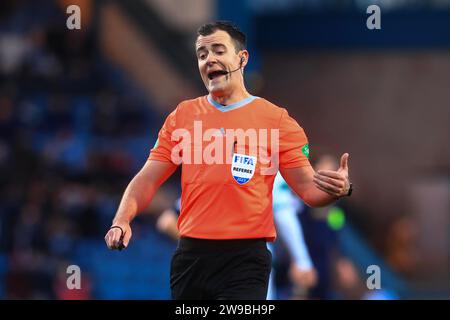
left=281, top=153, right=350, bottom=208
left=105, top=160, right=177, bottom=249
left=156, top=209, right=180, bottom=241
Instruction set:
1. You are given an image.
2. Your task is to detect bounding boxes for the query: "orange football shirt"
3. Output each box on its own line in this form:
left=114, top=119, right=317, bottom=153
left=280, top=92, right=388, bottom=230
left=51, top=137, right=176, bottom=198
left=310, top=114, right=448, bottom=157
left=149, top=95, right=311, bottom=241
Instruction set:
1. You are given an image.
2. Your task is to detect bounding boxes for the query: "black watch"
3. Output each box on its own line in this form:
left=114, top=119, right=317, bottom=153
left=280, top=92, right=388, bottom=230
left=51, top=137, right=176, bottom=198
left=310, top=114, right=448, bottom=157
left=346, top=182, right=353, bottom=197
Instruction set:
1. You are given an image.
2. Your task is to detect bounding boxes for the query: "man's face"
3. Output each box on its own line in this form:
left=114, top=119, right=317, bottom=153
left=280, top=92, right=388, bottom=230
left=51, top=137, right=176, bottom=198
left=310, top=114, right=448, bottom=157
left=195, top=30, right=244, bottom=96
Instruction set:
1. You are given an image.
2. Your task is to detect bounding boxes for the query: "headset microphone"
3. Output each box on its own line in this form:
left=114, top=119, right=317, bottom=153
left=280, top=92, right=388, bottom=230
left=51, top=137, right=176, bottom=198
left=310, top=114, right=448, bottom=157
left=210, top=57, right=245, bottom=78
left=225, top=57, right=244, bottom=75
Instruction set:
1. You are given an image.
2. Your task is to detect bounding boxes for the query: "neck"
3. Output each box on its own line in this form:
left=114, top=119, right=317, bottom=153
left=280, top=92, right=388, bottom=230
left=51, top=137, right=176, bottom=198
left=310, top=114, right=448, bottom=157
left=210, top=87, right=251, bottom=106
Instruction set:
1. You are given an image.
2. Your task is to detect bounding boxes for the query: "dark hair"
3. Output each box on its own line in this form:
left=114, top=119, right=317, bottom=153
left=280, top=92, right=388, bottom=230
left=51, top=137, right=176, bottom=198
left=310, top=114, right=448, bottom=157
left=197, top=21, right=246, bottom=52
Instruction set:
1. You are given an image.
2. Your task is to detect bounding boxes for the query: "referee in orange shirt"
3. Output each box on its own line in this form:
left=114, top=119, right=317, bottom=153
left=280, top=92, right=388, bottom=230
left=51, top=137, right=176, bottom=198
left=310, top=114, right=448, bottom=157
left=104, top=21, right=352, bottom=300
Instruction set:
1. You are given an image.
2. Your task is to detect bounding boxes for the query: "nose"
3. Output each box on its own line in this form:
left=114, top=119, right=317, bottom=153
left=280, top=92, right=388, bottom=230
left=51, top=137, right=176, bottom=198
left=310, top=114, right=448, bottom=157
left=205, top=53, right=218, bottom=66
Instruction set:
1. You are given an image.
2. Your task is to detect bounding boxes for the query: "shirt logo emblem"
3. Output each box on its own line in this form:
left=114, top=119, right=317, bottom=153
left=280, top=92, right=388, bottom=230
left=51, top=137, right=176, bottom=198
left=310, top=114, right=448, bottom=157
left=231, top=153, right=257, bottom=185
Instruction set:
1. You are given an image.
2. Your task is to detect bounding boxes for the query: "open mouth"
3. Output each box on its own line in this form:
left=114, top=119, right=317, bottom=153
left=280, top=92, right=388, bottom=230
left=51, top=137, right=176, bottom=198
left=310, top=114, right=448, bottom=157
left=207, top=70, right=228, bottom=80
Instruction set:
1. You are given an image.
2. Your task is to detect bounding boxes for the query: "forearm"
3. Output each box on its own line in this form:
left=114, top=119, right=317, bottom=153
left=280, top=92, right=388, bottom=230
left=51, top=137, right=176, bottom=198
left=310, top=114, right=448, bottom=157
left=112, top=160, right=177, bottom=225
left=113, top=175, right=158, bottom=225
left=166, top=223, right=180, bottom=240
left=301, top=183, right=338, bottom=208
left=281, top=166, right=339, bottom=208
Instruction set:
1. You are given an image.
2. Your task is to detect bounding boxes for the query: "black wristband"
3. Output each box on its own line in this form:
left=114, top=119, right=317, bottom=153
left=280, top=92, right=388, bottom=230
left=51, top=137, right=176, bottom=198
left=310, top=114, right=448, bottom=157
left=110, top=225, right=124, bottom=237
left=110, top=226, right=125, bottom=250
left=346, top=183, right=353, bottom=197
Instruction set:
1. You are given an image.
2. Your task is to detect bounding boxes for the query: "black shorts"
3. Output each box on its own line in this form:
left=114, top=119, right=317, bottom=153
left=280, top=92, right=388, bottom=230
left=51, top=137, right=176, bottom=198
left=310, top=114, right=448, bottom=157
left=170, top=237, right=272, bottom=300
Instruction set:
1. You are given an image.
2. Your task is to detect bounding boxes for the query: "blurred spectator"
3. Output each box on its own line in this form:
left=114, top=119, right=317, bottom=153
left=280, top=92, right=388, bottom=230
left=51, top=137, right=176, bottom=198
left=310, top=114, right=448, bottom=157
left=333, top=257, right=398, bottom=300
left=299, top=154, right=342, bottom=299
left=269, top=172, right=317, bottom=300
left=384, top=216, right=420, bottom=278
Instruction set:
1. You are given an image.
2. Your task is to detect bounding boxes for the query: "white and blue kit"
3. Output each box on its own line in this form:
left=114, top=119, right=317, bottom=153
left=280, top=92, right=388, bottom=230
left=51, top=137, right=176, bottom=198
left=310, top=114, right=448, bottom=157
left=267, top=172, right=314, bottom=300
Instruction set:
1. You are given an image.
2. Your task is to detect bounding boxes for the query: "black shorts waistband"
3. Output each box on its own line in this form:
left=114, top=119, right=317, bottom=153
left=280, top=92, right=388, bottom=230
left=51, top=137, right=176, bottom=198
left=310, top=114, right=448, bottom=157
left=177, top=237, right=267, bottom=253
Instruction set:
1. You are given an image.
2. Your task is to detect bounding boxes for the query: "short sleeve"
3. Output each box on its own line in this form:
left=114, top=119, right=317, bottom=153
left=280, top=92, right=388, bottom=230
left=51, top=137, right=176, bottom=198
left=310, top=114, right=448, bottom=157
left=278, top=109, right=311, bottom=169
left=148, top=107, right=179, bottom=164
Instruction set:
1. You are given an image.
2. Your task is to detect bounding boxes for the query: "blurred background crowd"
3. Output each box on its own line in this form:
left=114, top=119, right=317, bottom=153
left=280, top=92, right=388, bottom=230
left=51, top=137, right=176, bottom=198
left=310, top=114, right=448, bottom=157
left=0, top=0, right=449, bottom=299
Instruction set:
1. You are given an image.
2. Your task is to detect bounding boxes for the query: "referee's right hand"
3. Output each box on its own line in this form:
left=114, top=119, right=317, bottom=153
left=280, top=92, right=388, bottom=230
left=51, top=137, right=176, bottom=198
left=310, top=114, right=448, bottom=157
left=104, top=222, right=132, bottom=250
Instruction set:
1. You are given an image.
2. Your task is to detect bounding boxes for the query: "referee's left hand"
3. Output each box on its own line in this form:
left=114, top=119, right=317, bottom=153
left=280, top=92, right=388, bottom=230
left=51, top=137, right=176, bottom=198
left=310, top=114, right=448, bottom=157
left=313, top=153, right=350, bottom=198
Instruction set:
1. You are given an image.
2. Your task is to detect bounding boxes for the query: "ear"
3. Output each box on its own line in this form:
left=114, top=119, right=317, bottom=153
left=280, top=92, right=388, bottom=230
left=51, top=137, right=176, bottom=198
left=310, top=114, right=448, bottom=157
left=239, top=50, right=249, bottom=68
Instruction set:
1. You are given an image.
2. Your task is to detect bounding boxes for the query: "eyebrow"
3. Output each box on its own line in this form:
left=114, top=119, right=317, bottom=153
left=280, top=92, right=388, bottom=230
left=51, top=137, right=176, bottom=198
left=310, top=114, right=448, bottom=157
left=196, top=43, right=227, bottom=53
